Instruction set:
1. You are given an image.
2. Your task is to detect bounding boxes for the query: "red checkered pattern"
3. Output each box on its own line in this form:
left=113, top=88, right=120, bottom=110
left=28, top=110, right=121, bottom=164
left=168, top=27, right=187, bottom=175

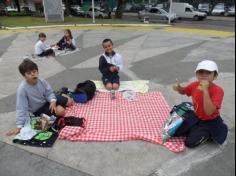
left=59, top=92, right=185, bottom=153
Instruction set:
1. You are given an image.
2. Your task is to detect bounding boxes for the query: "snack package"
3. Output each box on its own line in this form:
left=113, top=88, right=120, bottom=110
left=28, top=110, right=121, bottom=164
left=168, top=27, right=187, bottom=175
left=34, top=114, right=57, bottom=131
left=162, top=102, right=194, bottom=144
left=162, top=112, right=184, bottom=144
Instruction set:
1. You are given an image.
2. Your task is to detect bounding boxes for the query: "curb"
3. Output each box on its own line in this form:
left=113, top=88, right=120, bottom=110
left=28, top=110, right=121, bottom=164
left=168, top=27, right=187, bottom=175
left=2, top=23, right=171, bottom=30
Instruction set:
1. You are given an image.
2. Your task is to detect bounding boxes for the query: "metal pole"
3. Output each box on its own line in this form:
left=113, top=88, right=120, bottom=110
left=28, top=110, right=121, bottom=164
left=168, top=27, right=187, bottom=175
left=169, top=0, right=172, bottom=24
left=92, top=0, right=95, bottom=23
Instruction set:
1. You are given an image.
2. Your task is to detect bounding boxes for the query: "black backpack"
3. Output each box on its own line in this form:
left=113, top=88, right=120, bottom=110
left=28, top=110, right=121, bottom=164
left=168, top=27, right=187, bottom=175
left=74, top=80, right=96, bottom=101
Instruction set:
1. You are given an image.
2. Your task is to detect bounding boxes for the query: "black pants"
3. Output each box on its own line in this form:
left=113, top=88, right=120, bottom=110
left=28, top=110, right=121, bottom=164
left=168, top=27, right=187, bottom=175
left=38, top=49, right=55, bottom=57
left=173, top=112, right=228, bottom=148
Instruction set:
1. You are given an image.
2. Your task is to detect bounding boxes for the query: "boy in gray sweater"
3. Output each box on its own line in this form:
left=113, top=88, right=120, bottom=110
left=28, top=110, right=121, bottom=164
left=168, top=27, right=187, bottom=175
left=7, top=59, right=71, bottom=136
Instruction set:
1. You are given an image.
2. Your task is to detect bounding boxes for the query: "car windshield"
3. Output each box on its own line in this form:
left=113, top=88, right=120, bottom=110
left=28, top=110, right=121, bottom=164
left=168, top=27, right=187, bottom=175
left=214, top=5, right=224, bottom=10
left=159, top=8, right=168, bottom=14
left=201, top=5, right=208, bottom=8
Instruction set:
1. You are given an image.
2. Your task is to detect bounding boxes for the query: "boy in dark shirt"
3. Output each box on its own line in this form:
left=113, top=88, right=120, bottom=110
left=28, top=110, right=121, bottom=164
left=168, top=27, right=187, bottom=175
left=99, top=39, right=123, bottom=91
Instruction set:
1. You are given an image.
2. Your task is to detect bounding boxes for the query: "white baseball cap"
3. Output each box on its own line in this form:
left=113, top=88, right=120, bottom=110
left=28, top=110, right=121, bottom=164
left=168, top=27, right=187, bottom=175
left=196, top=60, right=219, bottom=73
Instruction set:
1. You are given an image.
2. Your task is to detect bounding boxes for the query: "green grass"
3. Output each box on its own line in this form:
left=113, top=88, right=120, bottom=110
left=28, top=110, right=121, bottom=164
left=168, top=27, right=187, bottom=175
left=0, top=16, right=141, bottom=27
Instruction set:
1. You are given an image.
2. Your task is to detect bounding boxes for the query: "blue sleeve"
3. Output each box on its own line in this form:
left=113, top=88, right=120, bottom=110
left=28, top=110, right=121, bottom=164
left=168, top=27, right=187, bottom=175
left=16, top=87, right=30, bottom=128
left=43, top=80, right=56, bottom=102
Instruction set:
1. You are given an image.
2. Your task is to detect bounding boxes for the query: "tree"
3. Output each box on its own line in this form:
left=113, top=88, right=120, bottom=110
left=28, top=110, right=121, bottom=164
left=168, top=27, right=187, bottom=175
left=14, top=0, right=20, bottom=12
left=64, top=0, right=71, bottom=15
left=115, top=0, right=126, bottom=19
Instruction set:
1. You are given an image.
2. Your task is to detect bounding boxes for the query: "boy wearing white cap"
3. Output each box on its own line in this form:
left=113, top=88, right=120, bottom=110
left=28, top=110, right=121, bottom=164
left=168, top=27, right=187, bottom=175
left=173, top=60, right=228, bottom=148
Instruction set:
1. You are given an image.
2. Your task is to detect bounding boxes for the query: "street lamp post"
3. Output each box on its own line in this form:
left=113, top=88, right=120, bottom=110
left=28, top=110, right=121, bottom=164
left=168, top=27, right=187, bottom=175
left=92, top=0, right=95, bottom=23
left=169, top=0, right=172, bottom=24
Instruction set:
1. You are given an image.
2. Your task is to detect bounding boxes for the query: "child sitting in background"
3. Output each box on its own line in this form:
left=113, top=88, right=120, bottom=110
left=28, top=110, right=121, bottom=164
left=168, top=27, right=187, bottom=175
left=7, top=59, right=72, bottom=136
left=173, top=60, right=228, bottom=148
left=99, top=39, right=123, bottom=91
left=56, top=29, right=77, bottom=51
left=34, top=33, right=55, bottom=57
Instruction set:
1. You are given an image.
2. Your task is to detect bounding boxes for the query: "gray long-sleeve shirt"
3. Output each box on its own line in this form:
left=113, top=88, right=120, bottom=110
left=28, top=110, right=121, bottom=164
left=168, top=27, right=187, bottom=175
left=16, top=79, right=56, bottom=128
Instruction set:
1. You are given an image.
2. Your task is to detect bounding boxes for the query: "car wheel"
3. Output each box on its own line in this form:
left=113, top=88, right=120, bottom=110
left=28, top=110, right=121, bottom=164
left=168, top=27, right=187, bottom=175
left=194, top=15, right=199, bottom=21
left=224, top=12, right=229, bottom=16
left=99, top=15, right=103, bottom=18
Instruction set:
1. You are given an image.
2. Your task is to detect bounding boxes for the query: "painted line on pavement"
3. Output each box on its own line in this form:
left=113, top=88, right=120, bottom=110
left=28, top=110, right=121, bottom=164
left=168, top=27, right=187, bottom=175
left=0, top=25, right=234, bottom=38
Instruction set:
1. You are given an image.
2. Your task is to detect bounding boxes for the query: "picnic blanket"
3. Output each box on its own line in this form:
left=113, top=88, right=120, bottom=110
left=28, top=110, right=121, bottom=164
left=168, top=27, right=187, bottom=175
left=55, top=48, right=80, bottom=56
left=59, top=92, right=185, bottom=153
left=93, top=80, right=149, bottom=93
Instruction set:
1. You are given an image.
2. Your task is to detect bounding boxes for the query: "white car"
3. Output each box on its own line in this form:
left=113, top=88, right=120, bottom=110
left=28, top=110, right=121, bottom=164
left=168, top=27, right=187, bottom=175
left=138, top=7, right=177, bottom=23
left=212, top=3, right=226, bottom=16
left=5, top=6, right=17, bottom=12
left=225, top=6, right=235, bottom=16
left=171, top=3, right=207, bottom=20
left=87, top=7, right=110, bottom=18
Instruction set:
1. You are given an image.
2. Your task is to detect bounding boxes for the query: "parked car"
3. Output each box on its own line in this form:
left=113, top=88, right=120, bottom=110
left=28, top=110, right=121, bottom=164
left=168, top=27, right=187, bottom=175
left=198, top=3, right=212, bottom=15
left=138, top=7, right=177, bottom=23
left=21, top=6, right=33, bottom=13
left=225, top=5, right=235, bottom=16
left=5, top=6, right=18, bottom=12
left=171, top=3, right=207, bottom=20
left=211, top=3, right=226, bottom=16
left=70, top=5, right=86, bottom=17
left=87, top=7, right=111, bottom=18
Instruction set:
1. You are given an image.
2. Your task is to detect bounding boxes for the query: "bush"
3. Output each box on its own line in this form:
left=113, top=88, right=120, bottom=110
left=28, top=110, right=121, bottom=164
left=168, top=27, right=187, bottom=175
left=0, top=10, right=6, bottom=16
left=6, top=11, right=32, bottom=17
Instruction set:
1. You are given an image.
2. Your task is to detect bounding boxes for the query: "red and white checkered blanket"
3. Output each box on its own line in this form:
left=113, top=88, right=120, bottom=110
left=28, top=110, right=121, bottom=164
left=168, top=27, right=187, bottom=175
left=59, top=92, right=185, bottom=153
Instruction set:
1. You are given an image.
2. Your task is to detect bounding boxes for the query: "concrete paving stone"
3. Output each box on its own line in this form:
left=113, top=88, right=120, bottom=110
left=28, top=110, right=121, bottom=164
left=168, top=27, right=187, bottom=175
left=0, top=143, right=92, bottom=176
left=0, top=34, right=17, bottom=57
left=131, top=42, right=205, bottom=85
left=49, top=140, right=176, bottom=176
left=179, top=128, right=235, bottom=176
left=0, top=141, right=5, bottom=149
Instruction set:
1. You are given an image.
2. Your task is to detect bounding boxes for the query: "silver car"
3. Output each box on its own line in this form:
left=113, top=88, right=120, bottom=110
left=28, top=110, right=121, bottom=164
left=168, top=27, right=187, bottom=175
left=212, top=3, right=226, bottom=16
left=225, top=6, right=235, bottom=16
left=138, top=7, right=177, bottom=23
left=87, top=7, right=111, bottom=18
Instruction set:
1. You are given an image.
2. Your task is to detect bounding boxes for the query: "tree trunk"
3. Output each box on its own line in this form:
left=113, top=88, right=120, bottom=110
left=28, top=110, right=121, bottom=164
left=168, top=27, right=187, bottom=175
left=14, top=0, right=21, bottom=12
left=115, top=0, right=126, bottom=19
left=65, top=0, right=71, bottom=16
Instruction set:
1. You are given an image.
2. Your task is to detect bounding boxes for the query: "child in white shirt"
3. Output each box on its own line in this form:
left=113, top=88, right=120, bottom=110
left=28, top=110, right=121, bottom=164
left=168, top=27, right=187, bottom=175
left=35, top=33, right=55, bottom=57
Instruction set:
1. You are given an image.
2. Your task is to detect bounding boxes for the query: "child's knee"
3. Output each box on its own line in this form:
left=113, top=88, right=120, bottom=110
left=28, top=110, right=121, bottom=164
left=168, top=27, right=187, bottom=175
left=61, top=94, right=73, bottom=107
left=105, top=83, right=113, bottom=91
left=55, top=106, right=66, bottom=117
left=113, top=83, right=120, bottom=90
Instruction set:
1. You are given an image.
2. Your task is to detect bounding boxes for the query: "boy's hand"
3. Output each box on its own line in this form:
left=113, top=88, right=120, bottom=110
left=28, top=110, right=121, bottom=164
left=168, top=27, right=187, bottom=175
left=49, top=101, right=57, bottom=113
left=200, top=80, right=210, bottom=90
left=173, top=79, right=181, bottom=92
left=114, top=66, right=119, bottom=72
left=109, top=66, right=116, bottom=72
left=6, top=128, right=21, bottom=136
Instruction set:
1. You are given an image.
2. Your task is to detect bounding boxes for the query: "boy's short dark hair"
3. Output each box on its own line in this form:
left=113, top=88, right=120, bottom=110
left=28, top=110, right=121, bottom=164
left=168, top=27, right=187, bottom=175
left=102, top=39, right=113, bottom=45
left=39, top=33, right=46, bottom=38
left=19, top=59, right=38, bottom=76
